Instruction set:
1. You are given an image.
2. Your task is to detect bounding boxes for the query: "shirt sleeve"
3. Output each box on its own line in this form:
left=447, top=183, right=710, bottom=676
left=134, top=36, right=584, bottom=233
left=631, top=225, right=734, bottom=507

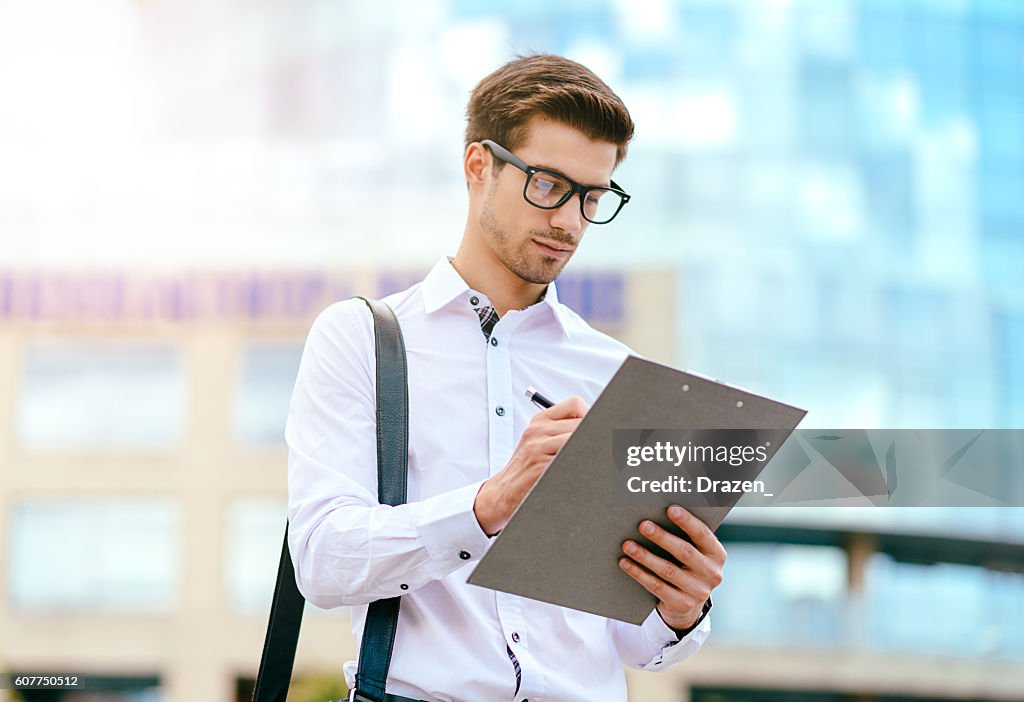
left=609, top=605, right=711, bottom=671
left=285, top=300, right=492, bottom=609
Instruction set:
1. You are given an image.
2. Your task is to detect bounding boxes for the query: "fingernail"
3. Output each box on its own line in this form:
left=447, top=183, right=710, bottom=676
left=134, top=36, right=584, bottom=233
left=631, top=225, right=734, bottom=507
left=669, top=505, right=684, bottom=518
left=618, top=558, right=631, bottom=570
left=624, top=541, right=638, bottom=554
left=640, top=520, right=656, bottom=535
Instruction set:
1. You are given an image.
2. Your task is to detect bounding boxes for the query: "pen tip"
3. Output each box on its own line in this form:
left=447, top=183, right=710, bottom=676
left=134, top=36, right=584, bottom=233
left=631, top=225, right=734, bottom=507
left=525, top=386, right=537, bottom=398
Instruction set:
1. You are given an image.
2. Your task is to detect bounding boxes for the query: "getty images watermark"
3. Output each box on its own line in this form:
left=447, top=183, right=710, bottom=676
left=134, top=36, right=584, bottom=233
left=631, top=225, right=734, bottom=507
left=611, top=429, right=1024, bottom=509
left=623, top=437, right=773, bottom=496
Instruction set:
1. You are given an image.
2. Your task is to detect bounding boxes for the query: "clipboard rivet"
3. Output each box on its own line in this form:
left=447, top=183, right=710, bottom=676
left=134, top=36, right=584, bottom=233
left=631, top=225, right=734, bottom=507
left=682, top=384, right=689, bottom=392
left=736, top=400, right=744, bottom=408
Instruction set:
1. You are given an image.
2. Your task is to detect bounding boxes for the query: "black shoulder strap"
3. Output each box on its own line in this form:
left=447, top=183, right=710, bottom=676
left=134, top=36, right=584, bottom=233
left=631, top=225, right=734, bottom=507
left=253, top=297, right=408, bottom=702
left=251, top=523, right=304, bottom=702
left=353, top=296, right=409, bottom=702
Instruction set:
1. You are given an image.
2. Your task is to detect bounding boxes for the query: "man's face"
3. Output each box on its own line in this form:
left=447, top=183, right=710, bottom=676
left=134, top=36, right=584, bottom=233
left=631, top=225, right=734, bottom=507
left=478, top=118, right=619, bottom=285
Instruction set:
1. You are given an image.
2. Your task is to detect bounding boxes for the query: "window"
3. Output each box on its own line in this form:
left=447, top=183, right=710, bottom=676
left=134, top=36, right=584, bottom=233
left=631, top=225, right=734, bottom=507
left=865, top=555, right=1024, bottom=656
left=224, top=498, right=286, bottom=613
left=233, top=343, right=303, bottom=445
left=17, top=343, right=184, bottom=450
left=709, top=543, right=846, bottom=647
left=8, top=499, right=179, bottom=612
left=999, top=312, right=1024, bottom=426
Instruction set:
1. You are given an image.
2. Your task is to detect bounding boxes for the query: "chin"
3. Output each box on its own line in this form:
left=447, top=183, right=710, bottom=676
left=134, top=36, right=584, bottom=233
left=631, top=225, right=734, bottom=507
left=516, top=260, right=566, bottom=285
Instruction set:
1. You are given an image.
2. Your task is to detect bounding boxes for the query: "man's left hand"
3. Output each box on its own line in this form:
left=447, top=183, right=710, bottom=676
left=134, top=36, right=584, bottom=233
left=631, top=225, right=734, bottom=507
left=619, top=504, right=726, bottom=631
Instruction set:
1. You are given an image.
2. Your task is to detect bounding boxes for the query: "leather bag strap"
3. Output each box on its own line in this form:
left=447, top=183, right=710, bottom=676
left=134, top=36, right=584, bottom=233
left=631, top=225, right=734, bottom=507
left=252, top=523, right=305, bottom=702
left=352, top=296, right=409, bottom=702
left=253, top=297, right=409, bottom=702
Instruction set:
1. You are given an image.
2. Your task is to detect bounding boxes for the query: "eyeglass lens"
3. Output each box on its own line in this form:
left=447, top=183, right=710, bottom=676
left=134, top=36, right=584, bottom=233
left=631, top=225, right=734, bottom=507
left=526, top=171, right=624, bottom=224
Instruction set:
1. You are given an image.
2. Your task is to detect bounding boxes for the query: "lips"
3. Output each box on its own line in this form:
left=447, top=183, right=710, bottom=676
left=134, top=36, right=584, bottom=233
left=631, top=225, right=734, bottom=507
left=534, top=239, right=574, bottom=257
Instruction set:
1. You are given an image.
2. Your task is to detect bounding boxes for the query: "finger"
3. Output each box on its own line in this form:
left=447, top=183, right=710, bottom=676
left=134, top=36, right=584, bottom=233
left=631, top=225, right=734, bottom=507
left=617, top=557, right=699, bottom=613
left=533, top=417, right=583, bottom=436
left=636, top=519, right=703, bottom=571
left=666, top=505, right=727, bottom=563
left=636, top=520, right=725, bottom=589
left=623, top=540, right=715, bottom=603
left=537, top=432, right=576, bottom=455
left=621, top=539, right=690, bottom=589
left=636, top=520, right=726, bottom=593
left=543, top=395, right=589, bottom=420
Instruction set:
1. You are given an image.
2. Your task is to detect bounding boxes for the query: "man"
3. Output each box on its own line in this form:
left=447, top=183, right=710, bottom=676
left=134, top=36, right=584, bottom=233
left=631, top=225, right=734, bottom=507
left=287, top=54, right=726, bottom=701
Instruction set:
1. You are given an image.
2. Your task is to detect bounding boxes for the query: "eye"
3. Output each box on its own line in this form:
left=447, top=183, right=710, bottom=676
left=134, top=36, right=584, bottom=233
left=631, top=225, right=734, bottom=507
left=532, top=177, right=556, bottom=197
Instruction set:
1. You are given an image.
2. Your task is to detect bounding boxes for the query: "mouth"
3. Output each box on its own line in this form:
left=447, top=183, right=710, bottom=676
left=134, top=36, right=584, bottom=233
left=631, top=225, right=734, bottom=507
left=533, top=239, right=574, bottom=259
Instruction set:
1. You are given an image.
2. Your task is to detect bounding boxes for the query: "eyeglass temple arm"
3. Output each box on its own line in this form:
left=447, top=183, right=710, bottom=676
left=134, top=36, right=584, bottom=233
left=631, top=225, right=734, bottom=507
left=479, top=139, right=530, bottom=173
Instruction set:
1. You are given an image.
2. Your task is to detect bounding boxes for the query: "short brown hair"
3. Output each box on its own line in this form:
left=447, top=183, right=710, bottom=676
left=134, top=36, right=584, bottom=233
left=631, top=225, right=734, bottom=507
left=465, top=54, right=634, bottom=167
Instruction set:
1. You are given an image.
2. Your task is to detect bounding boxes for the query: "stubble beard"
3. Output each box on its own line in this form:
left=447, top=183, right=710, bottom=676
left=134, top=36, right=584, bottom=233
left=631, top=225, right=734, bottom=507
left=480, top=191, right=574, bottom=286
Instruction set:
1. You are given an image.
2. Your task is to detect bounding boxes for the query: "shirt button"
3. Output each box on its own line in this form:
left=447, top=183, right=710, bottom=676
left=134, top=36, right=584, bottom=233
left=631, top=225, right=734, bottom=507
left=490, top=337, right=498, bottom=346
left=495, top=406, right=505, bottom=416
left=470, top=296, right=479, bottom=305
left=459, top=550, right=471, bottom=560
left=400, top=583, right=409, bottom=590
left=511, top=632, right=520, bottom=643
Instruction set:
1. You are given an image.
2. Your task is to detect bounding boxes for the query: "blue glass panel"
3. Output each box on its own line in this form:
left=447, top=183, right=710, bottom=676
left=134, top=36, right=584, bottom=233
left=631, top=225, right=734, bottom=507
left=708, top=543, right=846, bottom=647
left=866, top=554, right=1024, bottom=656
left=857, top=9, right=912, bottom=70
left=1000, top=313, right=1024, bottom=426
left=799, top=59, right=855, bottom=155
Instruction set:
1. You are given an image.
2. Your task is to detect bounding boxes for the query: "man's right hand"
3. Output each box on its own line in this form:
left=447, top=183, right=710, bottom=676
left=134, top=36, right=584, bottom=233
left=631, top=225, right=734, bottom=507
left=473, top=395, right=589, bottom=536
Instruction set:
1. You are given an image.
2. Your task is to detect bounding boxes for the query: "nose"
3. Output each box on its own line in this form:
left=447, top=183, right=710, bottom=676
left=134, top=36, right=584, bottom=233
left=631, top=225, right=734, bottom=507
left=548, top=193, right=585, bottom=235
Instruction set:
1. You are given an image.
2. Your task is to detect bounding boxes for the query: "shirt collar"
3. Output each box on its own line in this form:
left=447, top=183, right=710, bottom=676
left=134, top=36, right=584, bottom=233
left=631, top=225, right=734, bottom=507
left=421, top=256, right=572, bottom=339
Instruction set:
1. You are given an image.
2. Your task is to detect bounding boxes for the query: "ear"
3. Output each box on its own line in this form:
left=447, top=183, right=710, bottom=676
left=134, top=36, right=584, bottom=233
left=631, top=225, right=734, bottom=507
left=464, top=142, right=491, bottom=190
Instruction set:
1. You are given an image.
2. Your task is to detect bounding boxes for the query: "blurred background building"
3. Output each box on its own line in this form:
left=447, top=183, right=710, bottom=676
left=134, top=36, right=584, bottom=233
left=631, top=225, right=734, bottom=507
left=1, top=1, right=1023, bottom=701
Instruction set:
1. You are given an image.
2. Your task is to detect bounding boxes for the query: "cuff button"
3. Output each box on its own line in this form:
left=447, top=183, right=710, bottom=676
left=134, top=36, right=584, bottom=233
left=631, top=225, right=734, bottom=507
left=459, top=550, right=471, bottom=560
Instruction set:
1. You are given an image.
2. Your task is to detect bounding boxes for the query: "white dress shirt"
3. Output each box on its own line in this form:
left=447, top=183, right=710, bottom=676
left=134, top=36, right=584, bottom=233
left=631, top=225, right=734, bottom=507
left=286, top=256, right=709, bottom=702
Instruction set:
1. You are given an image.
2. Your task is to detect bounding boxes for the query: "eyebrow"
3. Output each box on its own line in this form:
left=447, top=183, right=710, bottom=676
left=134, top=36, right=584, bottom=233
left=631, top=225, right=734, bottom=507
left=532, top=163, right=611, bottom=189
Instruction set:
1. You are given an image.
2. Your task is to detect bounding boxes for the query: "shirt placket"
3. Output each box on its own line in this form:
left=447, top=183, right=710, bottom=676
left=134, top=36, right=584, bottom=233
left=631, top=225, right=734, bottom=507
left=484, top=311, right=546, bottom=702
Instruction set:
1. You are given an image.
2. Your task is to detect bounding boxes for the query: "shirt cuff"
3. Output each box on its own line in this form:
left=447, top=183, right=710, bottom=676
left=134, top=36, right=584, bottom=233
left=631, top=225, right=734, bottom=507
left=635, top=599, right=712, bottom=671
left=413, top=479, right=493, bottom=575
left=663, top=597, right=713, bottom=639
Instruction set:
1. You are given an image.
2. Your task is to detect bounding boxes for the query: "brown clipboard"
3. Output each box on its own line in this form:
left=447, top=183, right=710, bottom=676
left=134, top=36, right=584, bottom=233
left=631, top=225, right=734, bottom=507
left=468, top=355, right=807, bottom=625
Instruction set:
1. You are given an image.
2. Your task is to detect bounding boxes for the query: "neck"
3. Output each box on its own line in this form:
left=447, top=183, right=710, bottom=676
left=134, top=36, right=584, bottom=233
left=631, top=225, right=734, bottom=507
left=451, top=239, right=546, bottom=318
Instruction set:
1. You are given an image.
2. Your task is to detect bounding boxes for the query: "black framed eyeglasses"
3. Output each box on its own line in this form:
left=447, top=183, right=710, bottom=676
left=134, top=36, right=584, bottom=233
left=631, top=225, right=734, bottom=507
left=480, top=139, right=631, bottom=225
